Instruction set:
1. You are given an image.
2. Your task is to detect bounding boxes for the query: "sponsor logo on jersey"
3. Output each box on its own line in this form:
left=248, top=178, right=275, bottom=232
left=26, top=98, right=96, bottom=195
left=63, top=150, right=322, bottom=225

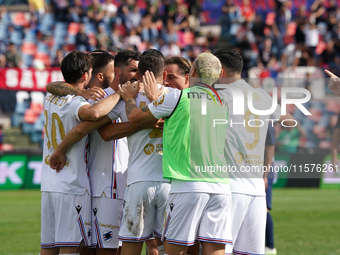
left=153, top=95, right=165, bottom=107
left=235, top=152, right=244, bottom=164
left=103, top=231, right=113, bottom=242
left=169, top=203, right=174, bottom=212
left=144, top=144, right=155, bottom=155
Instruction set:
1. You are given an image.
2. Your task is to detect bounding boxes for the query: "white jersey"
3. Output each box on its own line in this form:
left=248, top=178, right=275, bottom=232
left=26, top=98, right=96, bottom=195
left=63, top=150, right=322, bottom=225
left=87, top=87, right=128, bottom=199
left=41, top=93, right=91, bottom=195
left=219, top=80, right=281, bottom=196
left=107, top=85, right=169, bottom=185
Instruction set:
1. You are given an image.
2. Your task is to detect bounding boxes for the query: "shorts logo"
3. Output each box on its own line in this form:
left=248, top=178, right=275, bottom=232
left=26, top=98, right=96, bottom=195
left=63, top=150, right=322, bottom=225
left=88, top=229, right=91, bottom=238
left=103, top=231, right=113, bottom=242
left=93, top=208, right=98, bottom=216
left=75, top=205, right=82, bottom=214
left=169, top=203, right=174, bottom=212
left=123, top=200, right=126, bottom=209
left=144, top=144, right=155, bottom=155
left=235, top=152, right=244, bottom=164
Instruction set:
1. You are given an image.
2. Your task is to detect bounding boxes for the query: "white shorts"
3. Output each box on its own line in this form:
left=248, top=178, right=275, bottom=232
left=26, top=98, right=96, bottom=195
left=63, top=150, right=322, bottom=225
left=41, top=192, right=91, bottom=248
left=162, top=193, right=232, bottom=247
left=225, top=194, right=266, bottom=255
left=118, top=181, right=170, bottom=242
left=91, top=196, right=123, bottom=249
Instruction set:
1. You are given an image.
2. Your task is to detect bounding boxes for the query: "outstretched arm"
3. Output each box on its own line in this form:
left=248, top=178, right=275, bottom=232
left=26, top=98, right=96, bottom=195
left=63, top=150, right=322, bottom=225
left=325, top=69, right=340, bottom=97
left=98, top=118, right=162, bottom=141
left=46, top=81, right=106, bottom=100
left=78, top=91, right=121, bottom=121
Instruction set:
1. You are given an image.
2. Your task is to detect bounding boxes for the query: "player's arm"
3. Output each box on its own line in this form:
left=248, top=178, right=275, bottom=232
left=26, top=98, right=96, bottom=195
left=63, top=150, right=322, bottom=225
left=325, top=69, right=340, bottom=97
left=120, top=82, right=157, bottom=124
left=98, top=118, right=162, bottom=141
left=49, top=116, right=112, bottom=171
left=46, top=81, right=106, bottom=100
left=263, top=144, right=274, bottom=188
left=78, top=91, right=121, bottom=121
left=331, top=128, right=340, bottom=167
left=278, top=111, right=295, bottom=126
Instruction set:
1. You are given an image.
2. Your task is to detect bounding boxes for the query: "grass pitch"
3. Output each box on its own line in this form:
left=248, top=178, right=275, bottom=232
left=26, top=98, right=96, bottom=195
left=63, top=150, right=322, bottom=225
left=0, top=189, right=339, bottom=255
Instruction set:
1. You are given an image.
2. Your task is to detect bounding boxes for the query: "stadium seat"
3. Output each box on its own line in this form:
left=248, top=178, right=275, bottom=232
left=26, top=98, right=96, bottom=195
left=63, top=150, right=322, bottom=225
left=15, top=91, right=30, bottom=114
left=22, top=122, right=34, bottom=134
left=23, top=29, right=37, bottom=43
left=30, top=91, right=45, bottom=106
left=21, top=42, right=37, bottom=55
left=35, top=52, right=51, bottom=67
left=9, top=26, right=23, bottom=46
left=12, top=12, right=30, bottom=27
left=21, top=53, right=34, bottom=68
left=30, top=130, right=43, bottom=143
left=37, top=42, right=49, bottom=54
left=0, top=23, right=8, bottom=42
left=68, top=22, right=80, bottom=36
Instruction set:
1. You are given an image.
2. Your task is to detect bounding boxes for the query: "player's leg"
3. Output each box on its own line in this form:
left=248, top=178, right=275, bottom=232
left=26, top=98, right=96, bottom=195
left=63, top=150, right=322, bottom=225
left=154, top=182, right=171, bottom=255
left=265, top=177, right=276, bottom=254
left=233, top=196, right=267, bottom=255
left=146, top=239, right=158, bottom=255
left=40, top=192, right=59, bottom=255
left=197, top=194, right=232, bottom=255
left=162, top=193, right=208, bottom=255
left=186, top=241, right=199, bottom=255
left=92, top=197, right=122, bottom=255
left=54, top=193, right=92, bottom=255
left=119, top=182, right=156, bottom=255
left=227, top=193, right=250, bottom=254
left=201, top=242, right=225, bottom=255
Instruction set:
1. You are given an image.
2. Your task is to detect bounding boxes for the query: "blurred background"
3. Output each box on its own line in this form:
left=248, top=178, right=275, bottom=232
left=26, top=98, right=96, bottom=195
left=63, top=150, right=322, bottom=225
left=0, top=0, right=340, bottom=189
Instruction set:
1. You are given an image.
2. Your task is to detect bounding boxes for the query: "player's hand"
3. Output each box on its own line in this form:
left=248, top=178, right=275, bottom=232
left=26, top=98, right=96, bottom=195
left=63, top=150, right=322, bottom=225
left=119, top=81, right=140, bottom=101
left=325, top=69, right=340, bottom=97
left=79, top=87, right=106, bottom=101
left=49, top=150, right=67, bottom=173
left=251, top=81, right=262, bottom=89
left=264, top=177, right=268, bottom=190
left=332, top=157, right=339, bottom=169
left=143, top=71, right=164, bottom=102
left=155, top=118, right=164, bottom=130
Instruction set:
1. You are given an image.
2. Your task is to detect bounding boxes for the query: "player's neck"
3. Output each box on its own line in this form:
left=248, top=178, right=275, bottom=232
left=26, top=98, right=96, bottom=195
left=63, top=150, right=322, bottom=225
left=110, top=79, right=120, bottom=92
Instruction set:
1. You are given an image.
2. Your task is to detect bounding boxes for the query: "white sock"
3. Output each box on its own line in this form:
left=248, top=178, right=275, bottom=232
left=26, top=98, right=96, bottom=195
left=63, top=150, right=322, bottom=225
left=158, top=245, right=165, bottom=255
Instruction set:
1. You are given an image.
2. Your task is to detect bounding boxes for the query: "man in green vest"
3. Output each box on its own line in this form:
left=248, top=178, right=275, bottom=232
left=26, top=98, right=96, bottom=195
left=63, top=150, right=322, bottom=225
left=119, top=52, right=232, bottom=255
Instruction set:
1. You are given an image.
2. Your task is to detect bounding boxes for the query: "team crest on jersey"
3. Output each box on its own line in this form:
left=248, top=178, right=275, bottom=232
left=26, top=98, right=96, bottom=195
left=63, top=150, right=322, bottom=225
left=153, top=95, right=165, bottom=107
left=144, top=144, right=155, bottom=155
left=103, top=231, right=113, bottom=242
left=235, top=152, right=244, bottom=164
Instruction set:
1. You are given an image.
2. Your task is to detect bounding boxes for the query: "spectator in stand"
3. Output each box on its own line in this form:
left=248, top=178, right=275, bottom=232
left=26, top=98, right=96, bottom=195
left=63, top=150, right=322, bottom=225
left=0, top=54, right=7, bottom=67
left=319, top=40, right=340, bottom=71
left=310, top=0, right=326, bottom=24
left=4, top=43, right=21, bottom=68
left=220, top=0, right=241, bottom=38
left=275, top=2, right=291, bottom=36
left=51, top=49, right=65, bottom=67
left=50, top=0, right=70, bottom=22
left=281, top=43, right=302, bottom=71
left=125, top=5, right=141, bottom=32
left=141, top=11, right=158, bottom=43
left=124, top=28, right=141, bottom=49
left=174, top=4, right=189, bottom=32
left=304, top=22, right=319, bottom=58
left=252, top=15, right=266, bottom=45
left=162, top=19, right=178, bottom=44
left=111, top=26, right=124, bottom=50
left=75, top=23, right=90, bottom=51
left=257, top=37, right=277, bottom=70
left=87, top=0, right=105, bottom=28
left=96, top=23, right=113, bottom=50
left=161, top=40, right=181, bottom=56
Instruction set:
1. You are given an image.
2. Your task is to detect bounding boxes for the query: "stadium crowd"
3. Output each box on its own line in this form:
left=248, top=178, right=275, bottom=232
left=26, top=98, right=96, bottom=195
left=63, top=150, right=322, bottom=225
left=1, top=0, right=340, bottom=152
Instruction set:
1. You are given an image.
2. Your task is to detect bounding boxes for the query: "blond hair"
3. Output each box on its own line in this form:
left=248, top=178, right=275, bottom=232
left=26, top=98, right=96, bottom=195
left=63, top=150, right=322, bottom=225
left=194, top=52, right=221, bottom=85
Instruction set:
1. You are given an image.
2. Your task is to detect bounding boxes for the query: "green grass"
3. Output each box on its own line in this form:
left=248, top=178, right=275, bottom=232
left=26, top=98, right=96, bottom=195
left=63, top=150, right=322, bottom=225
left=0, top=189, right=339, bottom=255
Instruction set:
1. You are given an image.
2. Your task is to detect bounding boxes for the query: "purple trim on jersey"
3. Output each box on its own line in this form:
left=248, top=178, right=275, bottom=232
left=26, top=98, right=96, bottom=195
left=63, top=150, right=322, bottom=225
left=95, top=217, right=103, bottom=248
left=40, top=243, right=55, bottom=248
left=198, top=236, right=233, bottom=245
left=233, top=250, right=264, bottom=255
left=78, top=215, right=89, bottom=246
left=118, top=233, right=153, bottom=242
left=54, top=242, right=81, bottom=247
left=165, top=238, right=195, bottom=246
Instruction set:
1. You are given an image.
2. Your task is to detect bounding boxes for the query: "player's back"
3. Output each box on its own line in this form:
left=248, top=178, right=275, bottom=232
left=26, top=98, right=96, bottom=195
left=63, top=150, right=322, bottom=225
left=41, top=93, right=91, bottom=195
left=219, top=80, right=281, bottom=196
left=87, top=87, right=128, bottom=199
left=108, top=85, right=169, bottom=186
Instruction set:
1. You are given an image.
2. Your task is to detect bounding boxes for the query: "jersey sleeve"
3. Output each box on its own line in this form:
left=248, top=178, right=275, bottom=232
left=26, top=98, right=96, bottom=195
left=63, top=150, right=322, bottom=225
left=148, top=88, right=182, bottom=119
left=69, top=96, right=90, bottom=121
left=265, top=125, right=276, bottom=146
left=107, top=100, right=125, bottom=121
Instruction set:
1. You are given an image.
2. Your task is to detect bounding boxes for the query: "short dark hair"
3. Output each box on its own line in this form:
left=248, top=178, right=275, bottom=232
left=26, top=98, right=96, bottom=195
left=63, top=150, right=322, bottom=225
left=138, top=54, right=164, bottom=78
left=114, top=50, right=141, bottom=68
left=142, top=49, right=164, bottom=59
left=61, top=51, right=92, bottom=84
left=90, top=50, right=115, bottom=76
left=164, top=56, right=191, bottom=76
left=213, top=48, right=243, bottom=75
